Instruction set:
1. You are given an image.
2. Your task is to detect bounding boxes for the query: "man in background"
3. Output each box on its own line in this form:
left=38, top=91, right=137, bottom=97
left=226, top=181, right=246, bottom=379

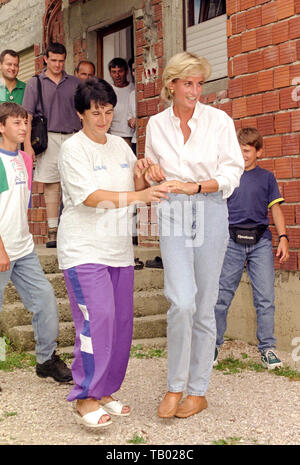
left=108, top=57, right=134, bottom=147
left=74, top=60, right=95, bottom=81
left=0, top=49, right=26, bottom=105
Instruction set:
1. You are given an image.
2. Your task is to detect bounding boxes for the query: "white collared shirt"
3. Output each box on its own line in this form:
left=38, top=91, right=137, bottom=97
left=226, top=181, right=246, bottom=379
left=145, top=101, right=244, bottom=198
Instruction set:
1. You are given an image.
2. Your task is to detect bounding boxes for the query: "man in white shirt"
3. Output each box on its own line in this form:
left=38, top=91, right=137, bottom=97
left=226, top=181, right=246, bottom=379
left=108, top=58, right=134, bottom=147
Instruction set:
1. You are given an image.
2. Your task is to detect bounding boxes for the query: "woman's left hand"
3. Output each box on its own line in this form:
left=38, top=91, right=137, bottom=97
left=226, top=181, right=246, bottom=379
left=163, top=180, right=197, bottom=195
left=134, top=157, right=153, bottom=180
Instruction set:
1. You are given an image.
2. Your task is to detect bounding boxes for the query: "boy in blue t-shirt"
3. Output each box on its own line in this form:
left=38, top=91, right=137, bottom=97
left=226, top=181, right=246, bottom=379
left=214, top=127, right=289, bottom=369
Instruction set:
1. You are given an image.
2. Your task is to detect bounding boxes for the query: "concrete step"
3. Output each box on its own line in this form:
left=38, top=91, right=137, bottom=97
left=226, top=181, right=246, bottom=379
left=6, top=314, right=167, bottom=351
left=35, top=245, right=162, bottom=274
left=3, top=268, right=164, bottom=305
left=0, top=290, right=169, bottom=333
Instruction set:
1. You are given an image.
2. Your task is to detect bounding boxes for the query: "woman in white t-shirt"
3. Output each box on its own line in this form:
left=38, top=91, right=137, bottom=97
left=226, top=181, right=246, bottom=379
left=144, top=52, right=244, bottom=419
left=57, top=78, right=169, bottom=429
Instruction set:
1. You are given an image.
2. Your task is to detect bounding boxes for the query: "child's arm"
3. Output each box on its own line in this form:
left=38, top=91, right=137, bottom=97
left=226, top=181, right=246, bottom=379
left=0, top=236, right=10, bottom=272
left=271, top=203, right=289, bottom=264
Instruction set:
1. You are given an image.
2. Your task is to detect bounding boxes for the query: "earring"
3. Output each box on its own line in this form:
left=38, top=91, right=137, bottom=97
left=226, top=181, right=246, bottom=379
left=170, top=89, right=174, bottom=95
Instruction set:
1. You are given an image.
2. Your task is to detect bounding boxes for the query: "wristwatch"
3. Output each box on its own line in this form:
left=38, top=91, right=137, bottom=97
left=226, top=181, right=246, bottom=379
left=279, top=234, right=289, bottom=242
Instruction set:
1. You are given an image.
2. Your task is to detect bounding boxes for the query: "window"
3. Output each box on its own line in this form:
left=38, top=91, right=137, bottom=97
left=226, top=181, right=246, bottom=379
left=188, top=0, right=226, bottom=27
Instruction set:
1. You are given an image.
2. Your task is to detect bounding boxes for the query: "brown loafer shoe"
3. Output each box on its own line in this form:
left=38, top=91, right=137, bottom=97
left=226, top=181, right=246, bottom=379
left=157, top=392, right=183, bottom=418
left=175, top=395, right=208, bottom=418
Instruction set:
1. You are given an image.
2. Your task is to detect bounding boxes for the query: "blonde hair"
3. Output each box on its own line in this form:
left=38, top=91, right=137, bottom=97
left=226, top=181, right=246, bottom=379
left=161, top=52, right=211, bottom=102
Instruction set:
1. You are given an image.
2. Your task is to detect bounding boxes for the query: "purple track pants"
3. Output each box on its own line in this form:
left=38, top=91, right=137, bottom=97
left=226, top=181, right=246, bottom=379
left=63, top=263, right=134, bottom=402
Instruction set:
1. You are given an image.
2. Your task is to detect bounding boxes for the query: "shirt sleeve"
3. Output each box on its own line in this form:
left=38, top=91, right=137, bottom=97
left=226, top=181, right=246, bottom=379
left=214, top=114, right=245, bottom=199
left=127, top=91, right=136, bottom=119
left=22, top=78, right=38, bottom=115
left=145, top=118, right=160, bottom=165
left=267, top=172, right=284, bottom=208
left=58, top=142, right=99, bottom=207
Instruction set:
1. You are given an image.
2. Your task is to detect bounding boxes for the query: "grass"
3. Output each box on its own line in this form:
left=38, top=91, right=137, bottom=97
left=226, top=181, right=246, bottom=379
left=213, top=437, right=243, bottom=445
left=130, top=344, right=166, bottom=359
left=214, top=356, right=300, bottom=381
left=127, top=433, right=147, bottom=444
left=0, top=337, right=36, bottom=372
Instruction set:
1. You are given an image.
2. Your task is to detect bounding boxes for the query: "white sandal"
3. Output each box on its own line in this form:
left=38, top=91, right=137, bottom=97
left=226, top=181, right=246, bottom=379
left=100, top=400, right=131, bottom=417
left=73, top=405, right=112, bottom=428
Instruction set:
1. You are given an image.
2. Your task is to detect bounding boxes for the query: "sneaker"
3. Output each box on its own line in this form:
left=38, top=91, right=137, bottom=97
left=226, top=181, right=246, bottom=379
left=261, top=349, right=283, bottom=370
left=36, top=351, right=73, bottom=382
left=213, top=347, right=219, bottom=367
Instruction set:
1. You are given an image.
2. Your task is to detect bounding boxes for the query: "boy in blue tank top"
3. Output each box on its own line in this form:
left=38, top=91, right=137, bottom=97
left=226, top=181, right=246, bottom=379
left=214, top=127, right=289, bottom=369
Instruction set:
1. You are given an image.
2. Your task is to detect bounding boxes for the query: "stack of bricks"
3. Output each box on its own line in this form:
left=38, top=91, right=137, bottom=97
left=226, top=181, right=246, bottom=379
left=199, top=0, right=300, bottom=270
left=136, top=0, right=165, bottom=247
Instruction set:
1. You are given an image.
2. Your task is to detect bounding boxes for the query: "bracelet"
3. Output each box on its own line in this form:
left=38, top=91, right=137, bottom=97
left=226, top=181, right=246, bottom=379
left=197, top=183, right=202, bottom=193
left=279, top=234, right=289, bottom=242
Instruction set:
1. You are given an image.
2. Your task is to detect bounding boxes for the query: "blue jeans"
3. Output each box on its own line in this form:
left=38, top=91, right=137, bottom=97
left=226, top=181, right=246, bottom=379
left=214, top=237, right=276, bottom=352
left=158, top=192, right=229, bottom=396
left=0, top=250, right=59, bottom=363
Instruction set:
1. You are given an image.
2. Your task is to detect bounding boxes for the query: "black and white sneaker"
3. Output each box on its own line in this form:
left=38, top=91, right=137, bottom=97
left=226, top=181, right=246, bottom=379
left=261, top=349, right=283, bottom=370
left=36, top=351, right=73, bottom=382
left=213, top=347, right=219, bottom=367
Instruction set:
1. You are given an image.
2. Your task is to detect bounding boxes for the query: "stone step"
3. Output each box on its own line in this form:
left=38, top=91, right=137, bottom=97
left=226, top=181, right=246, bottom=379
left=6, top=314, right=167, bottom=351
left=3, top=268, right=164, bottom=305
left=35, top=245, right=162, bottom=274
left=0, top=290, right=169, bottom=333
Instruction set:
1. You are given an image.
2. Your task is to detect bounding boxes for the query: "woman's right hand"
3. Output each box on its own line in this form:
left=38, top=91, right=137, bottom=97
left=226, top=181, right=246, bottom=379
left=138, top=183, right=170, bottom=204
left=144, top=164, right=166, bottom=184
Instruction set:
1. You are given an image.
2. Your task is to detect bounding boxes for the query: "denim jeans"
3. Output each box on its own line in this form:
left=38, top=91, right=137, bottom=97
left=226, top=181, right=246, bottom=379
left=158, top=192, right=229, bottom=396
left=0, top=250, right=59, bottom=363
left=214, top=237, right=276, bottom=352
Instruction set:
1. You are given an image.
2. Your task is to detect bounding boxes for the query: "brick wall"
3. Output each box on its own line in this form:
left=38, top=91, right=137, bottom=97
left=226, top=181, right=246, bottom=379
left=199, top=0, right=300, bottom=271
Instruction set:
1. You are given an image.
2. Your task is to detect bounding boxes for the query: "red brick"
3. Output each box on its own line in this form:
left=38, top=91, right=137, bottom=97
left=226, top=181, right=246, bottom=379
left=232, top=97, right=247, bottom=118
left=153, top=2, right=162, bottom=22
left=289, top=17, right=300, bottom=40
left=296, top=0, right=300, bottom=14
left=263, top=91, right=280, bottom=113
left=277, top=0, right=295, bottom=20
left=143, top=82, right=156, bottom=98
left=228, top=36, right=242, bottom=57
left=240, top=0, right=255, bottom=9
left=255, top=0, right=270, bottom=4
left=241, top=117, right=257, bottom=128
left=234, top=120, right=242, bottom=131
left=279, top=87, right=298, bottom=110
left=274, top=251, right=298, bottom=271
left=296, top=205, right=300, bottom=224
left=263, top=46, right=279, bottom=69
left=287, top=228, right=300, bottom=248
left=291, top=109, right=300, bottom=131
left=272, top=21, right=289, bottom=45
left=292, top=158, right=300, bottom=177
left=147, top=98, right=159, bottom=116
left=257, top=69, right=273, bottom=92
left=257, top=158, right=274, bottom=171
left=218, top=101, right=233, bottom=117
left=154, top=40, right=163, bottom=59
left=280, top=204, right=295, bottom=225
left=256, top=25, right=272, bottom=48
left=232, top=55, right=249, bottom=76
left=245, top=7, right=262, bottom=29
left=241, top=30, right=256, bottom=52
left=247, top=50, right=264, bottom=73
left=274, top=158, right=293, bottom=178
left=261, top=2, right=277, bottom=25
left=231, top=12, right=246, bottom=34
left=264, top=136, right=282, bottom=157
left=247, top=94, right=263, bottom=115
left=282, top=135, right=300, bottom=155
left=283, top=181, right=300, bottom=202
left=256, top=114, right=274, bottom=135
left=242, top=74, right=258, bottom=95
left=274, top=112, right=291, bottom=133
left=228, top=77, right=243, bottom=98
left=226, top=0, right=241, bottom=15
left=290, top=63, right=300, bottom=82
left=279, top=42, right=297, bottom=65
left=274, top=65, right=290, bottom=88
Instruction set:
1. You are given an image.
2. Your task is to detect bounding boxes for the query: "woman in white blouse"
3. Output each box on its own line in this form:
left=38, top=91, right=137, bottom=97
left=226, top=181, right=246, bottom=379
left=145, top=52, right=244, bottom=419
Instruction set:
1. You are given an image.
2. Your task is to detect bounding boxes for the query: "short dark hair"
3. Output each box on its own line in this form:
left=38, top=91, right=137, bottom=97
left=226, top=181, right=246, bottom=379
left=108, top=57, right=128, bottom=72
left=0, top=102, right=27, bottom=126
left=0, top=49, right=19, bottom=64
left=45, top=42, right=67, bottom=58
left=75, top=60, right=96, bottom=75
left=237, top=127, right=263, bottom=151
left=74, top=77, right=117, bottom=114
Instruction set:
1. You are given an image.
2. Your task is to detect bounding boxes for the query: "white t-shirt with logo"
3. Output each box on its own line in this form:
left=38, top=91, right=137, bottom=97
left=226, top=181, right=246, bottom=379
left=57, top=131, right=137, bottom=270
left=0, top=148, right=34, bottom=261
left=110, top=83, right=135, bottom=138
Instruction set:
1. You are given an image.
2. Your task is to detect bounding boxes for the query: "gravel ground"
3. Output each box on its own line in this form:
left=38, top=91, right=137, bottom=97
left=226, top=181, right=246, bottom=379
left=0, top=339, right=299, bottom=446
